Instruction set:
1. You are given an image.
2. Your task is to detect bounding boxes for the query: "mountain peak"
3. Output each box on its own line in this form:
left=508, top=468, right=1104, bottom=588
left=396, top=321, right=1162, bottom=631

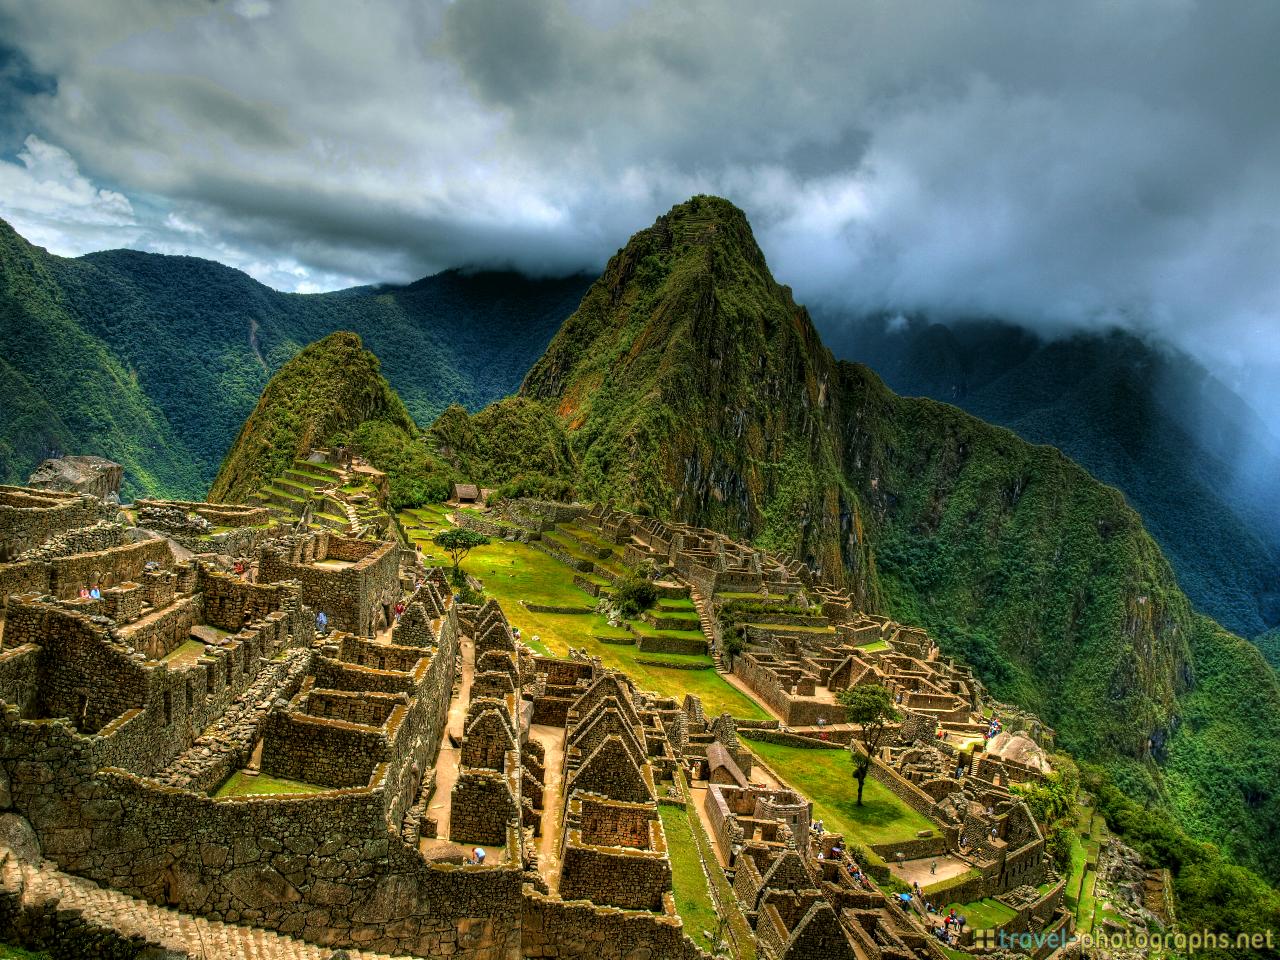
left=209, top=330, right=416, bottom=502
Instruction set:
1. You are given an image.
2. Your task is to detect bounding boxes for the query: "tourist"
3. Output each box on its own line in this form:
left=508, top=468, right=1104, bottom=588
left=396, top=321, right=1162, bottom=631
left=930, top=859, right=937, bottom=875
left=78, top=587, right=90, bottom=599
left=473, top=847, right=486, bottom=865
left=90, top=586, right=101, bottom=600
left=316, top=611, right=328, bottom=634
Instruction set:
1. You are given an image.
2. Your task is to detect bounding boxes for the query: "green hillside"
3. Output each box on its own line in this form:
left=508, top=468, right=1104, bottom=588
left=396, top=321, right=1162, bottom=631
left=0, top=220, right=204, bottom=497
left=209, top=331, right=420, bottom=502
left=0, top=218, right=588, bottom=499
left=440, top=195, right=1280, bottom=883
left=822, top=315, right=1280, bottom=642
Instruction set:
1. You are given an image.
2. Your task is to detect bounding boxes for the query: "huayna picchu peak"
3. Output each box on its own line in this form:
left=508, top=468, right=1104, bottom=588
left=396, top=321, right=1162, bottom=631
left=1, top=194, right=1278, bottom=958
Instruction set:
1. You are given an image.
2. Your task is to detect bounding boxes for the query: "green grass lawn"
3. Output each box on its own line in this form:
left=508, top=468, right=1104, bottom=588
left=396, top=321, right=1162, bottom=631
left=0, top=946, right=50, bottom=960
left=460, top=537, right=768, bottom=720
left=745, top=740, right=937, bottom=847
left=941, top=896, right=1017, bottom=929
left=658, top=804, right=721, bottom=950
left=214, top=771, right=329, bottom=798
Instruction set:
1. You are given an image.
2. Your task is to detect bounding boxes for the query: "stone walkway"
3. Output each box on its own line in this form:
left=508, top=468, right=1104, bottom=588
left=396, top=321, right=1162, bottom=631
left=687, top=781, right=729, bottom=867
left=888, top=853, right=973, bottom=889
left=529, top=722, right=567, bottom=891
left=0, top=849, right=407, bottom=959
left=420, top=634, right=473, bottom=849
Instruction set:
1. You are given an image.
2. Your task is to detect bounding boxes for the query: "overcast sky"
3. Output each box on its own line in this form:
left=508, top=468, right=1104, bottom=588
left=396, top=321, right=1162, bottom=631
left=0, top=0, right=1277, bottom=415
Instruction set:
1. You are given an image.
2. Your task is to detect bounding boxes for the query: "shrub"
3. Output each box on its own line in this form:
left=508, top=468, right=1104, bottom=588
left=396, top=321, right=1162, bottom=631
left=614, top=575, right=658, bottom=618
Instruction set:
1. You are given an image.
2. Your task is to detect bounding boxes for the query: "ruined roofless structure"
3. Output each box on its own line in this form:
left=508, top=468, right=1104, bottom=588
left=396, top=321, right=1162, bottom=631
left=0, top=478, right=1071, bottom=959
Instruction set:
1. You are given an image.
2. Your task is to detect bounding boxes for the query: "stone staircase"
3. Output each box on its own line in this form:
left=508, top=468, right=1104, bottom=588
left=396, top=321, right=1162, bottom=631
left=0, top=850, right=407, bottom=960
left=690, top=588, right=728, bottom=673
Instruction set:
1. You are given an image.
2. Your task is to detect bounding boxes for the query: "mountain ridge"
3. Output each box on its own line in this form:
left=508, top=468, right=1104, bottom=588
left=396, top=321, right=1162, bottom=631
left=0, top=217, right=590, bottom=499
left=819, top=314, right=1280, bottom=641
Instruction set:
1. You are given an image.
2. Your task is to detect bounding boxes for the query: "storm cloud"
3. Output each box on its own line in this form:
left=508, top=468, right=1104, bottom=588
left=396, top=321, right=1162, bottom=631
left=0, top=0, right=1277, bottom=413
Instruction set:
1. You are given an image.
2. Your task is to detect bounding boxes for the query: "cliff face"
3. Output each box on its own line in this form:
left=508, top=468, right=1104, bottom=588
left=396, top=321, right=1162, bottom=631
left=210, top=332, right=417, bottom=502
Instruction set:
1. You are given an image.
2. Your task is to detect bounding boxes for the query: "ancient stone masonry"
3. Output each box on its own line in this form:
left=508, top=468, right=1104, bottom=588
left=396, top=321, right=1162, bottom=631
left=0, top=479, right=1083, bottom=959
left=550, top=672, right=676, bottom=912
left=448, top=600, right=528, bottom=847
left=258, top=530, right=400, bottom=636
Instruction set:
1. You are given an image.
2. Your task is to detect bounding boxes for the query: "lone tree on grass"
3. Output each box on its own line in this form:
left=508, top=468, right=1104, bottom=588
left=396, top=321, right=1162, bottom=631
left=838, top=683, right=900, bottom=806
left=433, top=528, right=490, bottom=581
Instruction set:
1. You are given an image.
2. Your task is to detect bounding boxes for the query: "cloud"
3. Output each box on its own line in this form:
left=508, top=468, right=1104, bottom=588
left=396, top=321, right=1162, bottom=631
left=0, top=0, right=1276, bottom=419
left=0, top=134, right=138, bottom=251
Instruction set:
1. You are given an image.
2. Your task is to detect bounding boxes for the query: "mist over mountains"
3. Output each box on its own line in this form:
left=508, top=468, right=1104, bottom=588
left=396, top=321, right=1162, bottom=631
left=814, top=312, right=1280, bottom=644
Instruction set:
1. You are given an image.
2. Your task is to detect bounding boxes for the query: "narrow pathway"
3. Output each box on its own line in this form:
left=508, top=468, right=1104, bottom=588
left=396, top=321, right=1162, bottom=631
left=529, top=722, right=566, bottom=892
left=420, top=635, right=473, bottom=848
left=689, top=587, right=727, bottom=673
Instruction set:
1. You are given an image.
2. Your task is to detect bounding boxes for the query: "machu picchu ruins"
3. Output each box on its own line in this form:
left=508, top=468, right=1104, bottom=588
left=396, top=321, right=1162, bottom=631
left=0, top=451, right=1133, bottom=960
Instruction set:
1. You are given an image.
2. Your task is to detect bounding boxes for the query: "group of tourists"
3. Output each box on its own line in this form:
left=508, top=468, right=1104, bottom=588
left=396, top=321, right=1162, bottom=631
left=77, top=585, right=102, bottom=600
left=931, top=907, right=967, bottom=946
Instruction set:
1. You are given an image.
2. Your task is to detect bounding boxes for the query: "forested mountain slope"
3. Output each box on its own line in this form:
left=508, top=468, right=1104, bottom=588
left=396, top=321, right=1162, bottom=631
left=818, top=315, right=1280, bottom=642
left=0, top=217, right=588, bottom=499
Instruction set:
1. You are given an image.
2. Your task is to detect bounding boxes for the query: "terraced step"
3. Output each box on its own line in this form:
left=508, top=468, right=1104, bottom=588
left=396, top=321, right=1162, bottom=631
left=291, top=458, right=344, bottom=479
left=530, top=536, right=596, bottom=573
left=272, top=477, right=316, bottom=500
left=0, top=851, right=402, bottom=960
left=556, top=522, right=621, bottom=558
left=283, top=469, right=334, bottom=490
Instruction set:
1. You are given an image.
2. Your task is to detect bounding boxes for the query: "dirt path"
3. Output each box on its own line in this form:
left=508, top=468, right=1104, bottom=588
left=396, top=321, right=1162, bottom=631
left=421, top=635, right=474, bottom=846
left=529, top=722, right=567, bottom=891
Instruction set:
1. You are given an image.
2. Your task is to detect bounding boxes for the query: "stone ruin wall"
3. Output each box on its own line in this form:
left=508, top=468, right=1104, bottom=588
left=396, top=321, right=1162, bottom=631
left=1, top=597, right=299, bottom=779
left=0, top=488, right=111, bottom=562
left=259, top=534, right=400, bottom=637
left=0, top=701, right=530, bottom=958
left=0, top=536, right=171, bottom=621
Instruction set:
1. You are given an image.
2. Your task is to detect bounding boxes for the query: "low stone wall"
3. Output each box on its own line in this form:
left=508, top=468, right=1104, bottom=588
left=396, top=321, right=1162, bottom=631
left=261, top=707, right=392, bottom=789
left=521, top=887, right=705, bottom=960
left=525, top=603, right=594, bottom=615
left=0, top=488, right=110, bottom=560
left=634, top=658, right=713, bottom=671
left=558, top=829, right=672, bottom=911
left=738, top=729, right=843, bottom=750
left=635, top=633, right=707, bottom=656
left=1, top=709, right=527, bottom=958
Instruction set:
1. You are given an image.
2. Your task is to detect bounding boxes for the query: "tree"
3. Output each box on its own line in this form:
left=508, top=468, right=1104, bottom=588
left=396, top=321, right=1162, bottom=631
left=433, top=528, right=490, bottom=578
left=613, top=574, right=658, bottom=618
left=838, top=684, right=900, bottom=806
